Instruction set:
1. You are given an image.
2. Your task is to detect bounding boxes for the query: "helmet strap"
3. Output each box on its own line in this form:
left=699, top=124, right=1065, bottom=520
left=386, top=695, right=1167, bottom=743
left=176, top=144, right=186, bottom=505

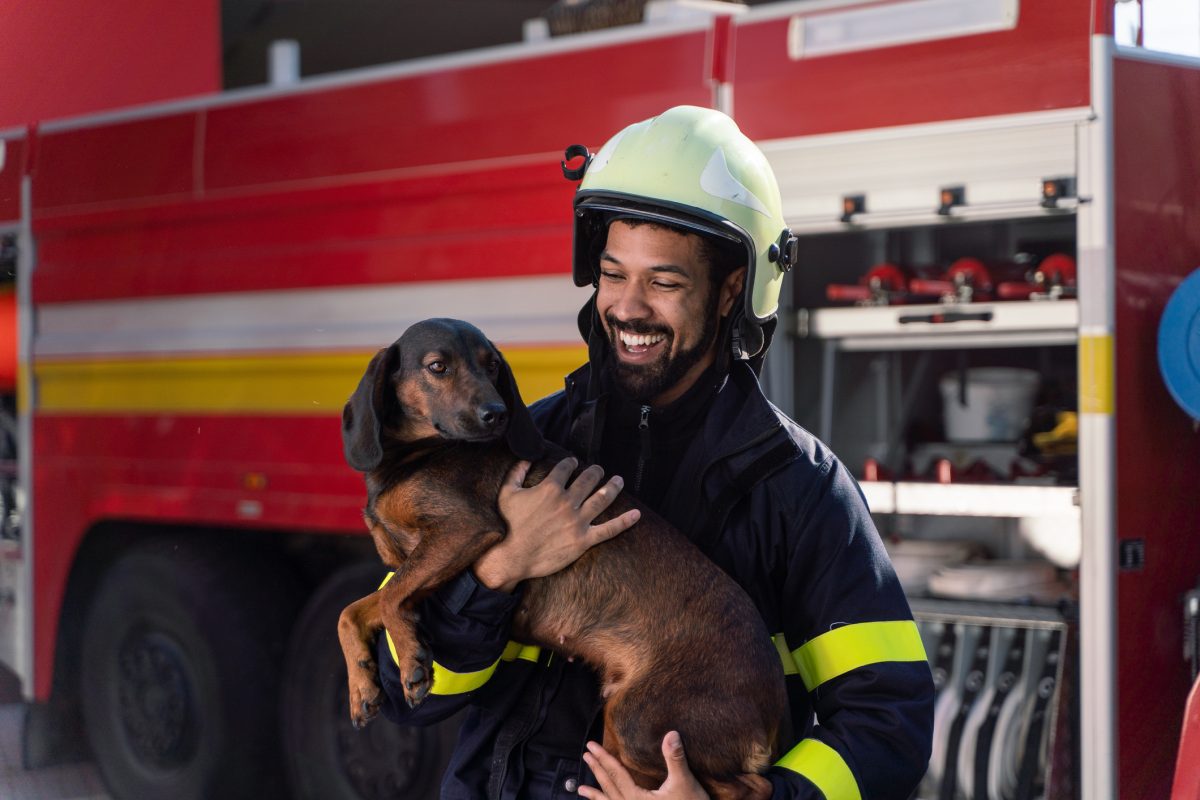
left=729, top=308, right=765, bottom=361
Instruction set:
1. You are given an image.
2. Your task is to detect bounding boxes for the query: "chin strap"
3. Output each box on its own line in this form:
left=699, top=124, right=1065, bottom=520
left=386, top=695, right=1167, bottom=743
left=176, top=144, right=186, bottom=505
left=730, top=310, right=777, bottom=376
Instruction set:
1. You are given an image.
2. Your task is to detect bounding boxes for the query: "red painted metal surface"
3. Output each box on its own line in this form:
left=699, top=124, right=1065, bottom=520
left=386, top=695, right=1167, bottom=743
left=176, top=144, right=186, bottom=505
left=1113, top=54, right=1200, bottom=800
left=0, top=0, right=219, bottom=130
left=203, top=34, right=711, bottom=192
left=31, top=413, right=363, bottom=697
left=730, top=2, right=1092, bottom=140
left=33, top=115, right=198, bottom=211
left=32, top=161, right=576, bottom=303
left=1173, top=674, right=1200, bottom=799
left=0, top=135, right=24, bottom=224
left=31, top=30, right=713, bottom=216
left=30, top=30, right=717, bottom=303
left=1094, top=0, right=1116, bottom=36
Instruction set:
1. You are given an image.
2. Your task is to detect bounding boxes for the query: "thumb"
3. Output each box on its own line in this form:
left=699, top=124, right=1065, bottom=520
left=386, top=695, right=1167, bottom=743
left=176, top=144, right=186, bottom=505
left=501, top=460, right=531, bottom=493
left=661, top=731, right=690, bottom=779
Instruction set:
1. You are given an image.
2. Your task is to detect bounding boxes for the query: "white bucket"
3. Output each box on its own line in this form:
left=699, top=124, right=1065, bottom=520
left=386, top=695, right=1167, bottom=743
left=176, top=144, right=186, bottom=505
left=939, top=367, right=1040, bottom=442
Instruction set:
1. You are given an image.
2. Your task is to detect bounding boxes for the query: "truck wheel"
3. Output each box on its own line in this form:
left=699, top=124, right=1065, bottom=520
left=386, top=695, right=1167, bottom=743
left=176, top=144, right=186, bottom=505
left=281, top=561, right=459, bottom=800
left=80, top=538, right=297, bottom=800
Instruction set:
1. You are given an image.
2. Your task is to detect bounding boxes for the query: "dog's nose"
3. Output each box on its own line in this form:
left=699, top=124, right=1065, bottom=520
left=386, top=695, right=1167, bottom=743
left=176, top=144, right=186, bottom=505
left=478, top=402, right=508, bottom=429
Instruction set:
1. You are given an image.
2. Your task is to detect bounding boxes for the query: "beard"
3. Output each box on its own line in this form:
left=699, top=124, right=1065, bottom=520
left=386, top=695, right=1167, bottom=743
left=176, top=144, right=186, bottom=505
left=603, top=290, right=721, bottom=404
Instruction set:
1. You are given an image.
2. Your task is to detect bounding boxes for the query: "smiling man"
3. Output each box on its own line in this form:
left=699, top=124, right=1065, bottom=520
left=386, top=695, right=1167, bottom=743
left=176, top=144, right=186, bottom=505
left=598, top=220, right=742, bottom=406
left=374, top=106, right=934, bottom=800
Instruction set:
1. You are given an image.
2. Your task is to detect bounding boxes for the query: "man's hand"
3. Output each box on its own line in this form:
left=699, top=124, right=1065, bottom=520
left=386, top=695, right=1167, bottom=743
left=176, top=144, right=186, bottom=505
left=473, top=458, right=641, bottom=593
left=578, top=732, right=709, bottom=800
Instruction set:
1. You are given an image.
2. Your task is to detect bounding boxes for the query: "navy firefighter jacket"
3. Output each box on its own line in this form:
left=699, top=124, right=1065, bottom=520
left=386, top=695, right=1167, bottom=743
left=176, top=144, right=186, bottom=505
left=374, top=359, right=935, bottom=799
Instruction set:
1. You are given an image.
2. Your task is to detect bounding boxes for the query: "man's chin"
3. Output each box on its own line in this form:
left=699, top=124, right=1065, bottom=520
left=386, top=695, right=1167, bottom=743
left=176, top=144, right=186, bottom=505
left=610, top=362, right=667, bottom=403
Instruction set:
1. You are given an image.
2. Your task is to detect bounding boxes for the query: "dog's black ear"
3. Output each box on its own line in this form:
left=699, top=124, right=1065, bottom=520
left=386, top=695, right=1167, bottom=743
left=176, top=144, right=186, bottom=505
left=342, top=343, right=400, bottom=472
left=491, top=344, right=545, bottom=462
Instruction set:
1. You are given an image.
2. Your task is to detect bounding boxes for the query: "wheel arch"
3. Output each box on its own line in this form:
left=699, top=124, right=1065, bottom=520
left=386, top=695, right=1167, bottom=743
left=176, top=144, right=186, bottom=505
left=25, top=519, right=374, bottom=769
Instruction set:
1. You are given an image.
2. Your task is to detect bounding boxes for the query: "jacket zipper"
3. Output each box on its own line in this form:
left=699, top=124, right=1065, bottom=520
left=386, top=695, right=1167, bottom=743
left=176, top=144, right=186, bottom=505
left=634, top=405, right=651, bottom=493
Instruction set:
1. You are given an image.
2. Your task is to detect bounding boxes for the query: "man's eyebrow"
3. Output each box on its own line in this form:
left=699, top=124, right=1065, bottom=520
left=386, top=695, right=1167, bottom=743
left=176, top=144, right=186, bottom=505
left=598, top=251, right=690, bottom=277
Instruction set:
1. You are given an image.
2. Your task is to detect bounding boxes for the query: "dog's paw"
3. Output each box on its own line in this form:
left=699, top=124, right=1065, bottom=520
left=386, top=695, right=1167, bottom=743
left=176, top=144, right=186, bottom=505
left=401, top=643, right=433, bottom=708
left=348, top=660, right=383, bottom=729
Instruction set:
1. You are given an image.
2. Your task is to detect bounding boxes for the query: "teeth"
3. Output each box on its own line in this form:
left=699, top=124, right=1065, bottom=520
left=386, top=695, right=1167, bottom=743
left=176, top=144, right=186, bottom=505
left=620, top=331, right=665, bottom=348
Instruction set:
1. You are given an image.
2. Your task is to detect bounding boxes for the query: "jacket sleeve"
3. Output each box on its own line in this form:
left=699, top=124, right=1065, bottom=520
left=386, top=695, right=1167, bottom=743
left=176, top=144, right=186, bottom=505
left=375, top=568, right=523, bottom=726
left=765, top=455, right=935, bottom=800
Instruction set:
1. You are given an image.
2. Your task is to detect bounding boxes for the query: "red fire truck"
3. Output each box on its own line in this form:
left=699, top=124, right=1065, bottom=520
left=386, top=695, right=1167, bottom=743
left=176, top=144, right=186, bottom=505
left=1, top=1, right=1198, bottom=798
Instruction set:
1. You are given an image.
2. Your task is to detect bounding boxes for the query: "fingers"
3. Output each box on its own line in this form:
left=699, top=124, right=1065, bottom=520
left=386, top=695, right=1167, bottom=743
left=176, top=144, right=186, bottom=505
left=662, top=730, right=687, bottom=775
left=501, top=460, right=531, bottom=492
left=571, top=470, right=619, bottom=513
left=544, top=456, right=578, bottom=488
left=582, top=741, right=633, bottom=799
left=660, top=731, right=707, bottom=796
left=589, top=508, right=641, bottom=545
left=566, top=463, right=606, bottom=507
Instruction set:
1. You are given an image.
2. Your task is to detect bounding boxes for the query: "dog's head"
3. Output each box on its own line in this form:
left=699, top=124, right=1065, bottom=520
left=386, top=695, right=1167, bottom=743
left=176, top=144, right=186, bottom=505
left=342, top=318, right=545, bottom=472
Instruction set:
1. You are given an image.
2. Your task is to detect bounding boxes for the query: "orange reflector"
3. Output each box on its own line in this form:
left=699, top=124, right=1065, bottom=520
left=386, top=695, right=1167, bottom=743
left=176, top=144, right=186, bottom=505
left=242, top=472, right=268, bottom=490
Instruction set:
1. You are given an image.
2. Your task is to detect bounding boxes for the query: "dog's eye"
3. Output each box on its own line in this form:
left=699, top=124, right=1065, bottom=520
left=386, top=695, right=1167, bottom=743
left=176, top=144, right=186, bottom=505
left=426, top=361, right=447, bottom=374
left=487, top=358, right=500, bottom=373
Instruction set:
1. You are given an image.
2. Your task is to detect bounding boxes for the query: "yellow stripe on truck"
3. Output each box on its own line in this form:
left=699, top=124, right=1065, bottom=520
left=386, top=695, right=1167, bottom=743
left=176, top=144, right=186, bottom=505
left=1079, top=333, right=1114, bottom=415
left=33, top=345, right=585, bottom=414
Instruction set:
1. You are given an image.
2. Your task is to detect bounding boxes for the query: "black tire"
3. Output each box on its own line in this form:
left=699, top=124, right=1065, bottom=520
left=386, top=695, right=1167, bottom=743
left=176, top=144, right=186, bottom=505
left=281, top=561, right=461, bottom=800
left=80, top=538, right=299, bottom=800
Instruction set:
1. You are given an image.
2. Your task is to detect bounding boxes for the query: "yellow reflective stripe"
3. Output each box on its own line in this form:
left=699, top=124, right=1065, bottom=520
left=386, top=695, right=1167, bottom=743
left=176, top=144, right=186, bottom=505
left=776, top=739, right=861, bottom=800
left=430, top=657, right=502, bottom=695
left=34, top=344, right=585, bottom=414
left=426, top=640, right=539, bottom=695
left=377, top=572, right=543, bottom=694
left=501, top=641, right=542, bottom=663
left=773, top=633, right=798, bottom=676
left=1079, top=334, right=1114, bottom=414
left=793, top=620, right=927, bottom=690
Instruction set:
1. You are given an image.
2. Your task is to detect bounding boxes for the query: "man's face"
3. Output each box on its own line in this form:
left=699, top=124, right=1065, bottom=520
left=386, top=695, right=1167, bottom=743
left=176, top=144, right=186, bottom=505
left=596, top=221, right=745, bottom=406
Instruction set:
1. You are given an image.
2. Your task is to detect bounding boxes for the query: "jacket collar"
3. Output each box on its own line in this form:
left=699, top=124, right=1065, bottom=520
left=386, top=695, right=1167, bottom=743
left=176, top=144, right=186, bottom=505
left=562, top=359, right=792, bottom=470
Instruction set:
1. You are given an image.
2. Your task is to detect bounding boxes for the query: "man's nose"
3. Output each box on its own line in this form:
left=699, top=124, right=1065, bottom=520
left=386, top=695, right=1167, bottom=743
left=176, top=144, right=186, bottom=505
left=610, top=282, right=652, bottom=320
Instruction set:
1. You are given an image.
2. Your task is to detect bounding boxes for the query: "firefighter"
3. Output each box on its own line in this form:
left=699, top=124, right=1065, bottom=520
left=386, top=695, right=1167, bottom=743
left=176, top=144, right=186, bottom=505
left=375, top=106, right=934, bottom=799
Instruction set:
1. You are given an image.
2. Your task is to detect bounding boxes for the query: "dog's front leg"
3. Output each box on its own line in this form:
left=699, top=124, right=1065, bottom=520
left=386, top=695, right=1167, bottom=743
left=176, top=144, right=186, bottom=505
left=337, top=593, right=386, bottom=728
left=376, top=527, right=505, bottom=709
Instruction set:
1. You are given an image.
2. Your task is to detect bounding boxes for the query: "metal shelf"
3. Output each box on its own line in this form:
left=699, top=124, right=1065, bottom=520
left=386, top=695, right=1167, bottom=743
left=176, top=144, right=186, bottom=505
left=860, top=480, right=1079, bottom=518
left=798, top=299, right=1078, bottom=351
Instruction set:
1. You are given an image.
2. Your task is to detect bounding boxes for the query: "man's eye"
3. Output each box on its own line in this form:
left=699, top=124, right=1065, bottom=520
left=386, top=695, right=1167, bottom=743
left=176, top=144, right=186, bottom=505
left=600, top=271, right=623, bottom=282
left=427, top=361, right=447, bottom=374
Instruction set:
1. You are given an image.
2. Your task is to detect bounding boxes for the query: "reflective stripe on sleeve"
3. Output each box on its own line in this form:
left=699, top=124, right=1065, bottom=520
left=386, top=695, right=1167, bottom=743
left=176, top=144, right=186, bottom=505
left=776, top=738, right=862, bottom=800
left=792, top=620, right=927, bottom=690
left=773, top=633, right=799, bottom=676
left=384, top=633, right=543, bottom=695
left=376, top=574, right=544, bottom=695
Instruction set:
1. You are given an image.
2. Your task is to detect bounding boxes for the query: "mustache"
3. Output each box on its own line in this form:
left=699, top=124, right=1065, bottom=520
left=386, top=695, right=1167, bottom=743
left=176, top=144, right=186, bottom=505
left=604, top=313, right=670, bottom=337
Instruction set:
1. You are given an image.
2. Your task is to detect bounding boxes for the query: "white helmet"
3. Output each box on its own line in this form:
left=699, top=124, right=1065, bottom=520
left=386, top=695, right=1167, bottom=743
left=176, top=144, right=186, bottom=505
left=565, top=105, right=796, bottom=357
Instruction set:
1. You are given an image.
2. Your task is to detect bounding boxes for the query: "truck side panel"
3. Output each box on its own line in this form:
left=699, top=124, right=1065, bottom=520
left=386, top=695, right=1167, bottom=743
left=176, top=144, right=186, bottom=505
left=730, top=1, right=1091, bottom=140
left=26, top=26, right=718, bottom=700
left=1112, top=51, right=1200, bottom=800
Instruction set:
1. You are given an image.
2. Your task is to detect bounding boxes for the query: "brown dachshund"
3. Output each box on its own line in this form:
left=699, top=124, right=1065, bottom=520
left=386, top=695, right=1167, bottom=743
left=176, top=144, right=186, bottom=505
left=337, top=318, right=785, bottom=799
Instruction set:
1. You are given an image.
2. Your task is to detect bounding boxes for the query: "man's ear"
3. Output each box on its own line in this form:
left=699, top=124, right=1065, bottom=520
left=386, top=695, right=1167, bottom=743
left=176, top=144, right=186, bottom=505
left=490, top=342, right=545, bottom=462
left=719, top=266, right=748, bottom=318
left=342, top=342, right=401, bottom=472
